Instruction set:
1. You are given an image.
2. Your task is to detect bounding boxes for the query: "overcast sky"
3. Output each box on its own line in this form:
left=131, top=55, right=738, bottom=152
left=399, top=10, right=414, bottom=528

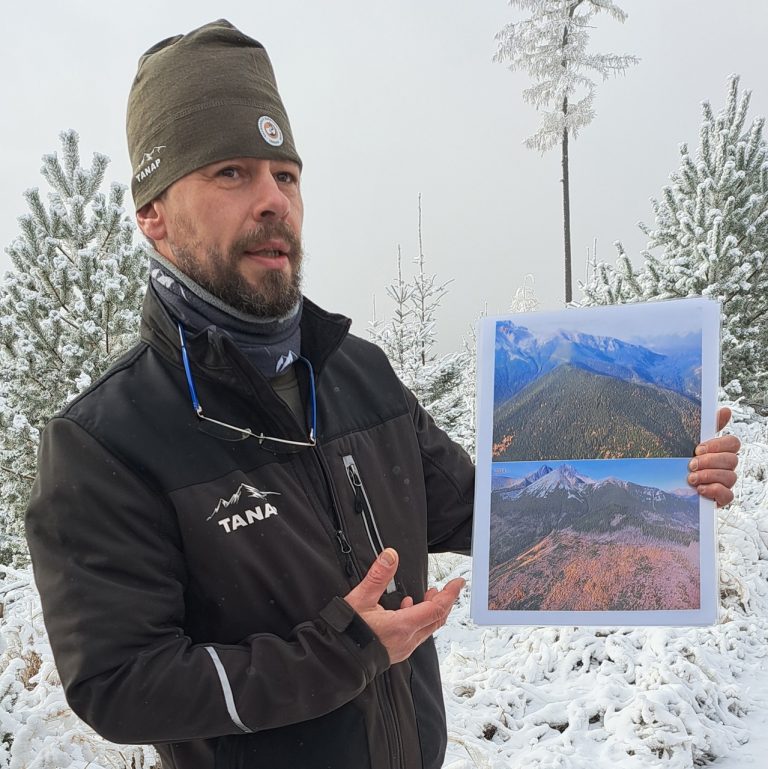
left=497, top=298, right=708, bottom=343
left=1, top=1, right=766, bottom=352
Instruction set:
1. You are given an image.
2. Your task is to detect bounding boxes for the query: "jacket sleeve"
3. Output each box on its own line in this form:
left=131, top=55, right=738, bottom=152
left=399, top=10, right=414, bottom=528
left=402, top=387, right=475, bottom=555
left=25, top=416, right=390, bottom=745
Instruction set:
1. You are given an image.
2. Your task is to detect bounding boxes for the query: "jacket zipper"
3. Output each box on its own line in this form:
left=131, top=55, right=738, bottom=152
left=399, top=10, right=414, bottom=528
left=311, top=447, right=357, bottom=579
left=337, top=454, right=405, bottom=767
left=226, top=333, right=404, bottom=769
left=342, top=455, right=397, bottom=594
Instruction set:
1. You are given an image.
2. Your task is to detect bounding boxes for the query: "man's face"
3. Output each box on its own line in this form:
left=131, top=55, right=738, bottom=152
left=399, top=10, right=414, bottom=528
left=143, top=157, right=304, bottom=318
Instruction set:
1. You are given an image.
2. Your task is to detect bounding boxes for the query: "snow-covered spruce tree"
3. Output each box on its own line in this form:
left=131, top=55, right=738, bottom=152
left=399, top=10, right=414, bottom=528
left=369, top=246, right=420, bottom=390
left=369, top=198, right=472, bottom=453
left=494, top=0, right=638, bottom=303
left=0, top=131, right=147, bottom=562
left=508, top=272, right=540, bottom=313
left=581, top=77, right=768, bottom=411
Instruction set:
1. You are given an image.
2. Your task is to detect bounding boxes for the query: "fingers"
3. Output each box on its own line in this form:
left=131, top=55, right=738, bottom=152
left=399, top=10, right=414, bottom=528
left=345, top=548, right=399, bottom=611
left=694, top=482, right=735, bottom=507
left=423, top=587, right=438, bottom=603
left=426, top=578, right=465, bottom=606
left=689, top=446, right=739, bottom=508
left=716, top=407, right=732, bottom=432
left=689, top=451, right=738, bottom=474
left=688, top=465, right=738, bottom=486
left=408, top=581, right=466, bottom=644
left=695, top=434, right=741, bottom=457
left=689, top=413, right=741, bottom=508
left=401, top=581, right=463, bottom=631
left=352, top=574, right=465, bottom=664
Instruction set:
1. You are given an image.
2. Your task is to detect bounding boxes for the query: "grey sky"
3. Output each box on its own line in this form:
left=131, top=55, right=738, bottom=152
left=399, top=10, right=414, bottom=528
left=497, top=298, right=709, bottom=343
left=1, top=1, right=765, bottom=352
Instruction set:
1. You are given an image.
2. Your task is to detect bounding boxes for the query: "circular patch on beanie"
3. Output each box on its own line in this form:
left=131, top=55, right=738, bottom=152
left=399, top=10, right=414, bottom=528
left=258, top=116, right=284, bottom=147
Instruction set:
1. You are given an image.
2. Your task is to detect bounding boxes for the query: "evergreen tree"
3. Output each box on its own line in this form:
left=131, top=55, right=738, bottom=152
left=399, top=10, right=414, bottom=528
left=369, top=196, right=453, bottom=403
left=0, top=131, right=147, bottom=562
left=368, top=245, right=419, bottom=385
left=443, top=326, right=481, bottom=460
left=368, top=197, right=471, bottom=451
left=494, top=0, right=638, bottom=303
left=581, top=77, right=768, bottom=411
left=509, top=273, right=540, bottom=313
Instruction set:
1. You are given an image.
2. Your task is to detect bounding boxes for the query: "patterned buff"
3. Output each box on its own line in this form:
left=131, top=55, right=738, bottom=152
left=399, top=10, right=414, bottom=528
left=149, top=253, right=301, bottom=379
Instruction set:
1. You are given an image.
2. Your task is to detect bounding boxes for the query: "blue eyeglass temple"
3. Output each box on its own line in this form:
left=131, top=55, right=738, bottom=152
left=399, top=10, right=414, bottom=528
left=177, top=322, right=317, bottom=444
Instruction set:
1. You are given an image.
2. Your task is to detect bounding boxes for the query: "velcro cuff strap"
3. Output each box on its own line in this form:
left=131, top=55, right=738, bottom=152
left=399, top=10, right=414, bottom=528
left=319, top=596, right=372, bottom=645
left=319, top=597, right=390, bottom=680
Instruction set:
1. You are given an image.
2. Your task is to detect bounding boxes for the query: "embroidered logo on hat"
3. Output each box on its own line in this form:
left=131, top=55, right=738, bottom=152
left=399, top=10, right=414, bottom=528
left=135, top=145, right=167, bottom=183
left=258, top=115, right=284, bottom=147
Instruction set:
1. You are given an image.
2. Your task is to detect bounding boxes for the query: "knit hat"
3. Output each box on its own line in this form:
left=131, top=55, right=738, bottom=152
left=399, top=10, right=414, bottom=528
left=126, top=19, right=301, bottom=210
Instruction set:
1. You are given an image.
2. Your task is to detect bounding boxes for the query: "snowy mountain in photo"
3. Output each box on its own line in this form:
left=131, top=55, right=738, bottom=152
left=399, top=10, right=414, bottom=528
left=489, top=464, right=701, bottom=613
left=494, top=321, right=701, bottom=405
left=492, top=463, right=696, bottom=527
left=491, top=464, right=553, bottom=492
left=514, top=463, right=594, bottom=497
left=492, top=322, right=702, bottom=461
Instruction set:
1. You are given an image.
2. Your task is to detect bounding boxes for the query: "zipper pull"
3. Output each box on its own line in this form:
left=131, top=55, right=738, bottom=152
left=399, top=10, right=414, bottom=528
left=346, top=463, right=365, bottom=514
left=336, top=529, right=355, bottom=576
left=346, top=463, right=361, bottom=487
left=336, top=529, right=352, bottom=554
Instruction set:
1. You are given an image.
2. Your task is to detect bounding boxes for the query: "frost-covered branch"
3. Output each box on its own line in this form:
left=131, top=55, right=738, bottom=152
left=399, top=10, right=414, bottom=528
left=580, top=76, right=768, bottom=412
left=0, top=131, right=148, bottom=563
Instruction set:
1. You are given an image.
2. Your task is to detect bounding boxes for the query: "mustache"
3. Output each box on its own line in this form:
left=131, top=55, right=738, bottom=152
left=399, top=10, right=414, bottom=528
left=231, top=222, right=302, bottom=257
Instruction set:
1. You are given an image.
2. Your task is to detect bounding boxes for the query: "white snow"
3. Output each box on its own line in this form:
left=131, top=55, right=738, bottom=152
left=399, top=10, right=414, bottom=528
left=0, top=402, right=764, bottom=767
left=430, top=399, right=768, bottom=769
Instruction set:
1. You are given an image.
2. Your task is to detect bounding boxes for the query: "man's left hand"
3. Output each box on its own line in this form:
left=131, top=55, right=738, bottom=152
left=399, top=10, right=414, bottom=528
left=688, top=407, right=740, bottom=506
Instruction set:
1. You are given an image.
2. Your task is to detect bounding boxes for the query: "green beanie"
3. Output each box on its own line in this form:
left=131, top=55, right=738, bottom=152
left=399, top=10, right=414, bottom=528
left=126, top=19, right=301, bottom=210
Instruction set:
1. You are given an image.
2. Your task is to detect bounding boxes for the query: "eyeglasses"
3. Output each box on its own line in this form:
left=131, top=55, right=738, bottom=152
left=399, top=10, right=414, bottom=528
left=177, top=322, right=317, bottom=451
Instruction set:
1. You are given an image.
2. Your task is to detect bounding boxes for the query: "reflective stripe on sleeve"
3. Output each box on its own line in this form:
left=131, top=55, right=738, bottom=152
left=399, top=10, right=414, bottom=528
left=204, top=646, right=254, bottom=733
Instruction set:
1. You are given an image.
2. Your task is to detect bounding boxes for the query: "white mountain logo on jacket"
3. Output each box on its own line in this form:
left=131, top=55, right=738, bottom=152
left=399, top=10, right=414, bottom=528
left=208, top=483, right=281, bottom=534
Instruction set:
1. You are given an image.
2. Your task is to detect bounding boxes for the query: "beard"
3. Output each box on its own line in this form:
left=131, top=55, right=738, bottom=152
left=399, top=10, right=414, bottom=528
left=169, top=220, right=303, bottom=318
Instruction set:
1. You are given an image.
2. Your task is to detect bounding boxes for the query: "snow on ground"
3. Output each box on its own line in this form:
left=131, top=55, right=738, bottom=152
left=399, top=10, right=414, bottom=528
left=0, top=569, right=159, bottom=768
left=432, top=402, right=768, bottom=769
left=0, top=403, right=764, bottom=768
left=708, top=653, right=768, bottom=768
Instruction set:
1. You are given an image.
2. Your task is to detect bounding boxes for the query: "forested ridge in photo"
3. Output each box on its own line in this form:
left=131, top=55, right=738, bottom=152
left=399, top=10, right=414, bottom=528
left=492, top=321, right=702, bottom=461
left=488, top=464, right=700, bottom=612
left=493, top=363, right=700, bottom=459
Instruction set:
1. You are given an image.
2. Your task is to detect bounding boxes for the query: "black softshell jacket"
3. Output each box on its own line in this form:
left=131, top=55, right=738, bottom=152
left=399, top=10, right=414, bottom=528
left=26, top=288, right=475, bottom=769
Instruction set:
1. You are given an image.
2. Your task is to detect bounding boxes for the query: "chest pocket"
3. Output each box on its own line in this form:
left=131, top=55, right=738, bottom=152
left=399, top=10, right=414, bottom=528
left=343, top=454, right=397, bottom=594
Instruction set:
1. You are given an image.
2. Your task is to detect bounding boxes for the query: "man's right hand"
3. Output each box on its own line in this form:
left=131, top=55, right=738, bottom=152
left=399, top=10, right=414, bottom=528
left=344, top=548, right=464, bottom=665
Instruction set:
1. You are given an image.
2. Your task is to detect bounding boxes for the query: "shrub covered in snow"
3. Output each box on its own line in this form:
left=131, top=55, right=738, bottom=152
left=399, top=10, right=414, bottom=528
left=0, top=567, right=159, bottom=768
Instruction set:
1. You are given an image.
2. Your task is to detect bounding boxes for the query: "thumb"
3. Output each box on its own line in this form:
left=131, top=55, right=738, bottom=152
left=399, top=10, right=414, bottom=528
left=717, top=406, right=732, bottom=432
left=347, top=548, right=399, bottom=608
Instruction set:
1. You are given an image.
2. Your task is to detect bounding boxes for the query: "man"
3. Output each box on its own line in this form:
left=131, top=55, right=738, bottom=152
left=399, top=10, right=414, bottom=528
left=26, top=19, right=739, bottom=769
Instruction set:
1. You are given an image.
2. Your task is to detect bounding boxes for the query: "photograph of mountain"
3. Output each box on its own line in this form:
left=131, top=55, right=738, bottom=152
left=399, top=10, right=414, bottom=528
left=488, top=460, right=700, bottom=612
left=492, top=309, right=702, bottom=461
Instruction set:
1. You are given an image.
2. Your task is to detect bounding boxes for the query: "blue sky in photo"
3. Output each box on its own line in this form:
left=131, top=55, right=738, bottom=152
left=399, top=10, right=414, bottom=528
left=492, top=457, right=692, bottom=492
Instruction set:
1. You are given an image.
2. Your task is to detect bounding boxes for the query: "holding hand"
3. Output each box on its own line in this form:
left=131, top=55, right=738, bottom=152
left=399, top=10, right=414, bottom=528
left=344, top=549, right=464, bottom=664
left=688, top=407, right=740, bottom=506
